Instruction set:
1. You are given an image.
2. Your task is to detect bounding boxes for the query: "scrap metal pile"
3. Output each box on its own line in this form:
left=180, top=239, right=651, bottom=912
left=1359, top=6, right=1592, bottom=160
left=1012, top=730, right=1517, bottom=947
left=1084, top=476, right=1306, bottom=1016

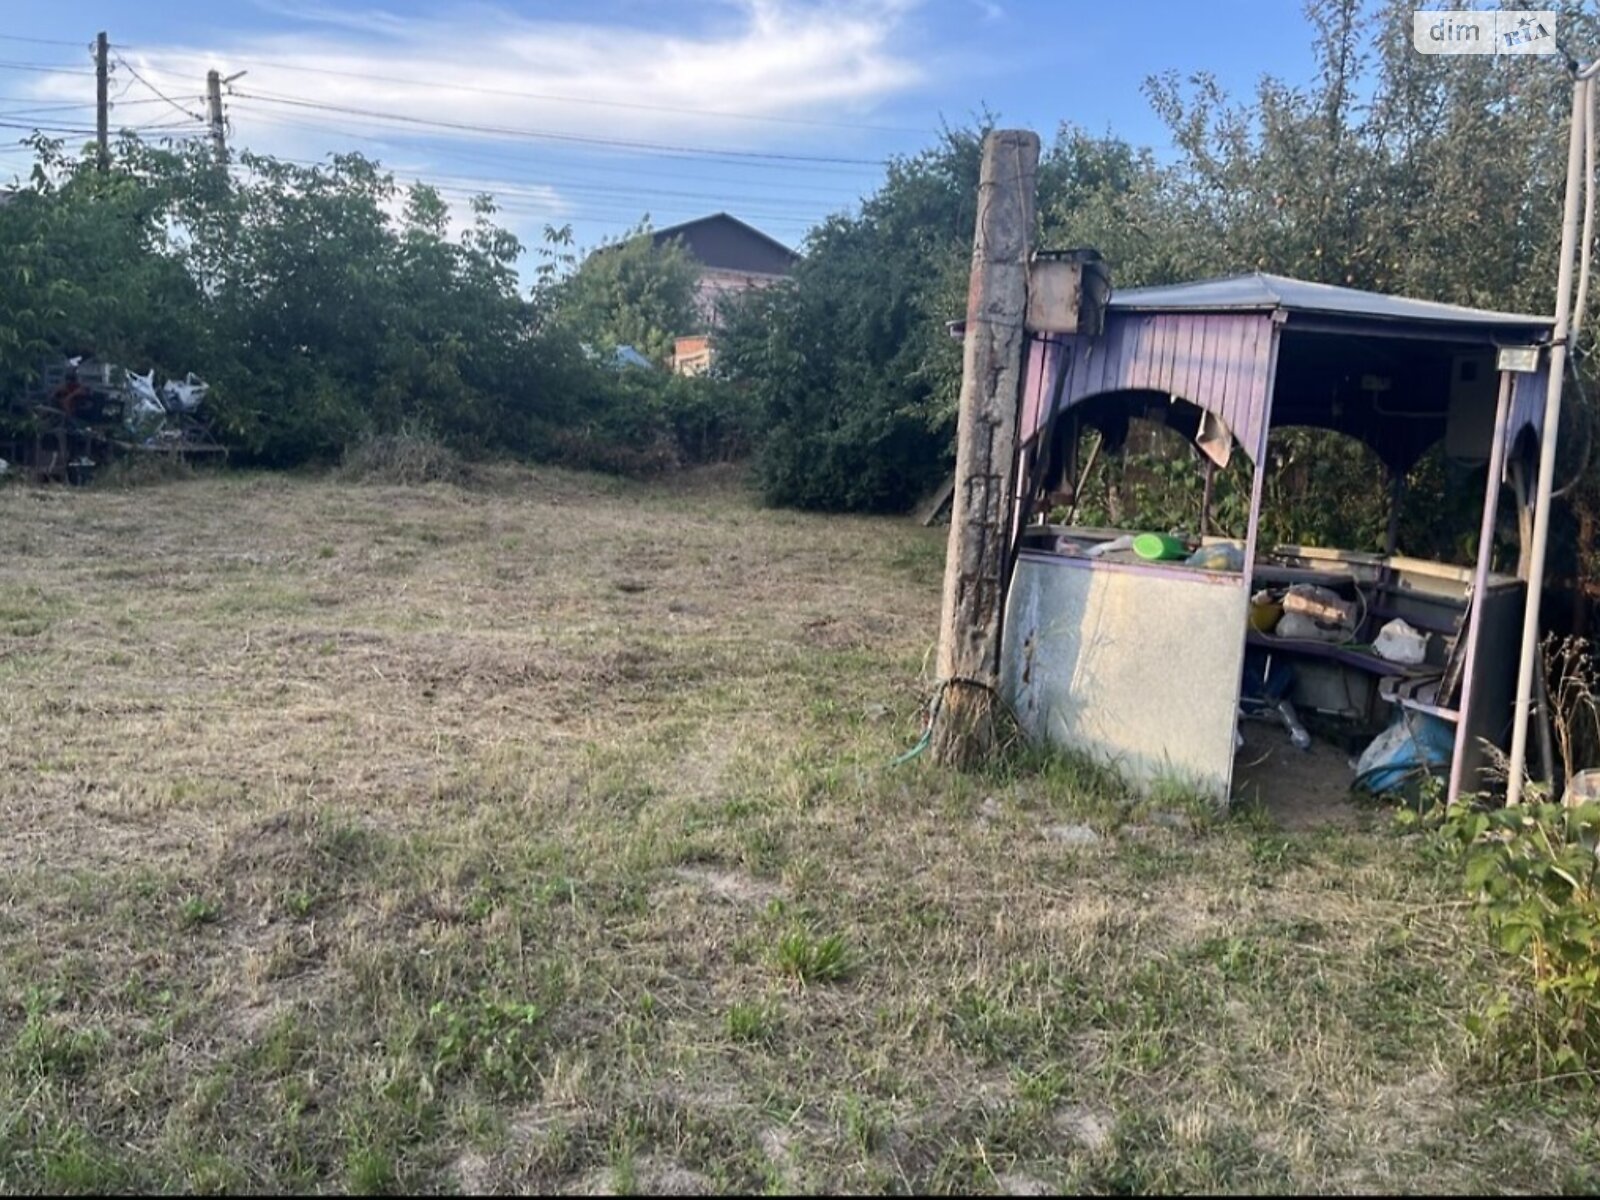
left=8, top=357, right=225, bottom=481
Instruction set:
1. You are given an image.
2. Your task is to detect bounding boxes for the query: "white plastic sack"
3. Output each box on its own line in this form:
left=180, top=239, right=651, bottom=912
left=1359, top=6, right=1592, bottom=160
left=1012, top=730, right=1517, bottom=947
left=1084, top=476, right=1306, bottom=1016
left=1275, top=611, right=1347, bottom=643
left=161, top=372, right=208, bottom=412
left=1283, top=583, right=1357, bottom=630
left=1373, top=618, right=1427, bottom=665
left=124, top=370, right=167, bottom=437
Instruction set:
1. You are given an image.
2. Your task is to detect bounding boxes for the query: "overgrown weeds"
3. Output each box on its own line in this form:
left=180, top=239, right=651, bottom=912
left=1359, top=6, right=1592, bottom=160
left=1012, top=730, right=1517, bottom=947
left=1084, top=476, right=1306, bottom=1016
left=92, top=453, right=197, bottom=489
left=340, top=421, right=469, bottom=486
left=1436, top=802, right=1600, bottom=1076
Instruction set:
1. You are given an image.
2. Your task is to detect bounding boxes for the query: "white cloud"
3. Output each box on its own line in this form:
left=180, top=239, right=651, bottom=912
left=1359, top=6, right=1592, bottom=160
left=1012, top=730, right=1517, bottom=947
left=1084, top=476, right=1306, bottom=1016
left=10, top=1, right=918, bottom=259
left=66, top=0, right=925, bottom=147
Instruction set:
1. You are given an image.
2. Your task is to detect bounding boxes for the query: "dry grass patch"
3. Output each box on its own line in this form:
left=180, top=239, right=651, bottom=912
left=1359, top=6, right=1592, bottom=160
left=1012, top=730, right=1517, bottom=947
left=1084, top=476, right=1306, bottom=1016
left=1, top=465, right=1598, bottom=1193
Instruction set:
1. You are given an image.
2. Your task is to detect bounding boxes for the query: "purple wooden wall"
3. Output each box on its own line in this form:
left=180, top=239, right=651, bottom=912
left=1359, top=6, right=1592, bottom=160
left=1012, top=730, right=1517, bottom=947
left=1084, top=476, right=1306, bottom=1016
left=1021, top=311, right=1278, bottom=462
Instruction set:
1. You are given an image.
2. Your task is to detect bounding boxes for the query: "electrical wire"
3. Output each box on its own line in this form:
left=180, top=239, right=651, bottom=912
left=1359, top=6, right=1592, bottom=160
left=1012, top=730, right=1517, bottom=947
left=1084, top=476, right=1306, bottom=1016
left=113, top=55, right=206, bottom=124
left=0, top=34, right=90, bottom=48
left=0, top=61, right=95, bottom=77
left=0, top=98, right=169, bottom=120
left=128, top=120, right=211, bottom=134
left=423, top=185, right=820, bottom=228
left=0, top=99, right=94, bottom=113
left=222, top=158, right=819, bottom=231
left=268, top=154, right=850, bottom=217
left=0, top=119, right=100, bottom=133
left=226, top=106, right=871, bottom=196
left=228, top=91, right=890, bottom=167
left=222, top=108, right=855, bottom=226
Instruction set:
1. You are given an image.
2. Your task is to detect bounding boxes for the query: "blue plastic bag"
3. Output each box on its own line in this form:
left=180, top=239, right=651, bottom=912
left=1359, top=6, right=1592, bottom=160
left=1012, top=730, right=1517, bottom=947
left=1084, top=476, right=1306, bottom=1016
left=1354, top=711, right=1455, bottom=794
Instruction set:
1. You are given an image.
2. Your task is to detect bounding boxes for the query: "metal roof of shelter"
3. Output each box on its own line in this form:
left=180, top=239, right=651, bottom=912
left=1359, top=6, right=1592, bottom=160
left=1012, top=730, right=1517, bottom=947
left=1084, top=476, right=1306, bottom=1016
left=1109, top=272, right=1552, bottom=333
left=1020, top=272, right=1557, bottom=472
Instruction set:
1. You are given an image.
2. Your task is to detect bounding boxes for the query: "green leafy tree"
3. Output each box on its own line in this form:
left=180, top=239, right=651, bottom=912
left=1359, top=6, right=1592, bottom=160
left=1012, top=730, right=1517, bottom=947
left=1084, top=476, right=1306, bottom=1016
left=0, top=136, right=724, bottom=472
left=718, top=124, right=1162, bottom=511
left=555, top=224, right=700, bottom=365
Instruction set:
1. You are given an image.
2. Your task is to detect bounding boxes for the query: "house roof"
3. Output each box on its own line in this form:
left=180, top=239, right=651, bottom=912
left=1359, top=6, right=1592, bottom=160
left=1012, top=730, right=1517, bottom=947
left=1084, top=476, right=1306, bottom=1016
left=649, top=212, right=799, bottom=277
left=1109, top=272, right=1551, bottom=332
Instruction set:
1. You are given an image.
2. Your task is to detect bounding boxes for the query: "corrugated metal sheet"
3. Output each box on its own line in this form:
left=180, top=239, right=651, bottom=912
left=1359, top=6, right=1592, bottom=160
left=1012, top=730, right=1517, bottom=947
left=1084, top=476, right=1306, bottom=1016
left=1110, top=272, right=1553, bottom=331
left=1022, top=311, right=1277, bottom=462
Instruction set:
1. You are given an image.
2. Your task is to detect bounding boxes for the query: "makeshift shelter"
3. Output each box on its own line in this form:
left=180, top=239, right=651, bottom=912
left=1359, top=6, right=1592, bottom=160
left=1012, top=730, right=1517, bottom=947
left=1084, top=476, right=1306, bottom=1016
left=1002, top=272, right=1556, bottom=806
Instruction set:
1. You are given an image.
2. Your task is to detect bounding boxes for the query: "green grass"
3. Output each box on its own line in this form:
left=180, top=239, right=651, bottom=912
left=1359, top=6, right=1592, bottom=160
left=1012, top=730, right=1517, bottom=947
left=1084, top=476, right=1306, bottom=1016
left=0, top=464, right=1594, bottom=1193
left=772, top=930, right=854, bottom=986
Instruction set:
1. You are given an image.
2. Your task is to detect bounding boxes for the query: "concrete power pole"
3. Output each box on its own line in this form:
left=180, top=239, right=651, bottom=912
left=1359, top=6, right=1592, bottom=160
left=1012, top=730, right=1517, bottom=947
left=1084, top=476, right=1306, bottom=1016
left=94, top=31, right=108, bottom=172
left=206, top=69, right=226, bottom=166
left=929, top=129, right=1039, bottom=769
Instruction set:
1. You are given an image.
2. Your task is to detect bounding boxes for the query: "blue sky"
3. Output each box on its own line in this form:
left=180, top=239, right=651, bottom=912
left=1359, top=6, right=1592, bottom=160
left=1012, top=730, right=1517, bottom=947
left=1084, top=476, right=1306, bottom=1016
left=0, top=1, right=1318, bottom=261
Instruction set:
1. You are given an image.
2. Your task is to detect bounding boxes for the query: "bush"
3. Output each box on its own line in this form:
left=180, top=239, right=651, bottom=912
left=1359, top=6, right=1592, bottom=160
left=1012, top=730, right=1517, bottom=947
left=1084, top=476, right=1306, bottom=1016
left=340, top=421, right=467, bottom=486
left=718, top=196, right=966, bottom=513
left=1438, top=801, right=1600, bottom=1072
left=545, top=368, right=752, bottom=477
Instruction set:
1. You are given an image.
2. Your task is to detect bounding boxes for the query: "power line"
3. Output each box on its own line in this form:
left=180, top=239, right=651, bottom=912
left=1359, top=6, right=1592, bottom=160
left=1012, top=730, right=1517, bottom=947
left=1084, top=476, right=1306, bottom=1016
left=0, top=119, right=100, bottom=133
left=0, top=97, right=168, bottom=115
left=224, top=155, right=823, bottom=232
left=430, top=190, right=820, bottom=230
left=229, top=106, right=870, bottom=198
left=0, top=100, right=97, bottom=114
left=0, top=34, right=89, bottom=48
left=113, top=55, right=206, bottom=123
left=145, top=47, right=925, bottom=136
left=410, top=173, right=843, bottom=219
left=229, top=91, right=890, bottom=167
left=225, top=100, right=883, bottom=181
left=251, top=150, right=837, bottom=224
left=0, top=61, right=95, bottom=77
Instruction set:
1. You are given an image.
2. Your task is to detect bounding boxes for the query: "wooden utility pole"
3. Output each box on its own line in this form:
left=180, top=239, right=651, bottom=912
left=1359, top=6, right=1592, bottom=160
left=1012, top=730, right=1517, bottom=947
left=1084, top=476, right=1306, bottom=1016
left=929, top=128, right=1039, bottom=768
left=206, top=69, right=226, bottom=166
left=94, top=31, right=108, bottom=172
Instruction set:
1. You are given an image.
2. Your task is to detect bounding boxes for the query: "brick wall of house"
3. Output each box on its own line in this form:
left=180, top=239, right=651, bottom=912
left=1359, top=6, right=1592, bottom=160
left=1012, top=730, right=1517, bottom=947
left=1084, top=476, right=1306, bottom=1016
left=692, top=267, right=786, bottom=327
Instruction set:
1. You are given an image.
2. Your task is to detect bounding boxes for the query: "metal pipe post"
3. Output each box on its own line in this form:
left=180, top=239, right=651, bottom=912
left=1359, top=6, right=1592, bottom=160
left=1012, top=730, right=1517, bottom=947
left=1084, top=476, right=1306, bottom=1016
left=1508, top=75, right=1589, bottom=804
left=1448, top=371, right=1513, bottom=806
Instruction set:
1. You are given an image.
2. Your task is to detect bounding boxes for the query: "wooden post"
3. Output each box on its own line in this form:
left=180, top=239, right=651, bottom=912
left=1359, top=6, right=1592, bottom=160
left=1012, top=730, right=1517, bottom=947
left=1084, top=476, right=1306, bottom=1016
left=94, top=32, right=108, bottom=172
left=930, top=129, right=1039, bottom=768
left=206, top=69, right=226, bottom=167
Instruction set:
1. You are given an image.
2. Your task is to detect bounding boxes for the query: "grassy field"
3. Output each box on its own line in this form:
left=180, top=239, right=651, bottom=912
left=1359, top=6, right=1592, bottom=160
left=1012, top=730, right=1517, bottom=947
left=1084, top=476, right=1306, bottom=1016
left=1, top=465, right=1597, bottom=1194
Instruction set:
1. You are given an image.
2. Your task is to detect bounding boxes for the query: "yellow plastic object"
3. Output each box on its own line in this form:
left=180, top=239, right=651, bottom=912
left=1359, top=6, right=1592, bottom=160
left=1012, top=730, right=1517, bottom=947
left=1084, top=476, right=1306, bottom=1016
left=1250, top=599, right=1284, bottom=633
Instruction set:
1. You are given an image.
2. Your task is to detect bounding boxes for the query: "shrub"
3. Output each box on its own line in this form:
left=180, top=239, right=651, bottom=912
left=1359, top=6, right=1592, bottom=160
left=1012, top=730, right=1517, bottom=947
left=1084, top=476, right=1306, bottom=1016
left=546, top=369, right=752, bottom=477
left=1440, top=801, right=1600, bottom=1071
left=340, top=421, right=467, bottom=486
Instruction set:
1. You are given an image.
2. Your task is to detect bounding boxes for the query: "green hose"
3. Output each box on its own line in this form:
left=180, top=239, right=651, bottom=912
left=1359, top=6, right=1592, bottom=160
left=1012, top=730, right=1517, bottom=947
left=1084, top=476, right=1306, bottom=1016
left=890, top=682, right=948, bottom=767
left=890, top=728, right=932, bottom=767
